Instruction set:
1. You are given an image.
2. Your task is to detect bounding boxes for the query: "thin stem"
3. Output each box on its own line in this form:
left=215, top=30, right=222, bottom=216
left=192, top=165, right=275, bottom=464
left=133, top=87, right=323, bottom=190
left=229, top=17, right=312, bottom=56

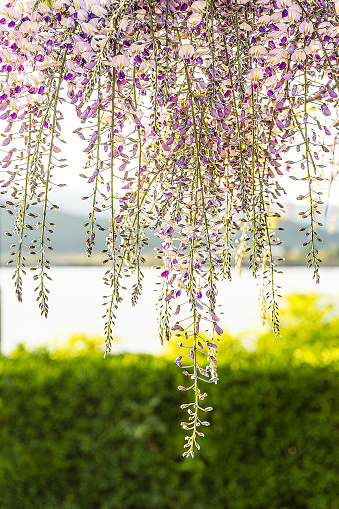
left=149, top=4, right=159, bottom=133
left=87, top=76, right=101, bottom=257
left=186, top=309, right=199, bottom=458
left=224, top=41, right=247, bottom=211
left=184, top=64, right=215, bottom=311
left=14, top=110, right=32, bottom=302
left=39, top=50, right=67, bottom=317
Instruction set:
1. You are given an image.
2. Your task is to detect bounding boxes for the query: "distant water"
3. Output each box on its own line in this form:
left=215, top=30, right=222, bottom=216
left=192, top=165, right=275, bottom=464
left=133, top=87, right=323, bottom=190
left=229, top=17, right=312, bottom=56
left=1, top=266, right=338, bottom=355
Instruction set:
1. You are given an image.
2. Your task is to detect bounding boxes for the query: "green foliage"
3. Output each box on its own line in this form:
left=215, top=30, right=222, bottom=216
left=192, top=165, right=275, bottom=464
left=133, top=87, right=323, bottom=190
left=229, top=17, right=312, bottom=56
left=0, top=295, right=338, bottom=508
left=255, top=294, right=339, bottom=365
left=163, top=293, right=339, bottom=366
left=0, top=350, right=179, bottom=509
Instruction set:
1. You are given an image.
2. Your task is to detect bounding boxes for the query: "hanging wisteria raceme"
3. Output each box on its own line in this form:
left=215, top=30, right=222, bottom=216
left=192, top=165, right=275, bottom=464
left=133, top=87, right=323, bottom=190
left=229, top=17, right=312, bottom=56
left=1, top=0, right=338, bottom=457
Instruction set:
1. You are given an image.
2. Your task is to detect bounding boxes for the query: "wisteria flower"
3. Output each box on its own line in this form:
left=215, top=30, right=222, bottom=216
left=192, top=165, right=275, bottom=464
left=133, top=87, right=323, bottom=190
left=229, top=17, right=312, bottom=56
left=291, top=49, right=306, bottom=63
left=191, top=1, right=205, bottom=12
left=81, top=21, right=99, bottom=35
left=76, top=9, right=89, bottom=21
left=247, top=67, right=264, bottom=83
left=178, top=44, right=195, bottom=59
left=267, top=48, right=288, bottom=65
left=187, top=13, right=202, bottom=27
left=288, top=4, right=302, bottom=23
left=299, top=20, right=313, bottom=35
left=112, top=54, right=130, bottom=69
left=91, top=4, right=107, bottom=16
left=74, top=40, right=92, bottom=55
left=305, top=41, right=319, bottom=57
left=276, top=0, right=292, bottom=7
left=20, top=20, right=39, bottom=34
left=249, top=45, right=267, bottom=57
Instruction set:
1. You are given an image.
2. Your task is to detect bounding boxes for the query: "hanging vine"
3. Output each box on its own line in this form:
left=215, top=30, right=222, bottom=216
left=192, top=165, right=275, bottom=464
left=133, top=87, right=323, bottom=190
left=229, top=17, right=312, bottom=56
left=0, top=0, right=338, bottom=457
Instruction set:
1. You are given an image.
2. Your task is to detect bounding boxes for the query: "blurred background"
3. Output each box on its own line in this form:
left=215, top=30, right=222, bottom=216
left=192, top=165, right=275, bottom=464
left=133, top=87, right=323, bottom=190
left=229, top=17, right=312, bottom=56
left=1, top=200, right=338, bottom=354
left=1, top=208, right=339, bottom=507
left=0, top=294, right=338, bottom=508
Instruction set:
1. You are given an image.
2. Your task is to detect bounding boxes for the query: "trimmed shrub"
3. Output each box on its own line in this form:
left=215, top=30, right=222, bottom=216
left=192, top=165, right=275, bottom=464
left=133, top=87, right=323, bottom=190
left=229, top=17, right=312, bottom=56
left=0, top=344, right=338, bottom=509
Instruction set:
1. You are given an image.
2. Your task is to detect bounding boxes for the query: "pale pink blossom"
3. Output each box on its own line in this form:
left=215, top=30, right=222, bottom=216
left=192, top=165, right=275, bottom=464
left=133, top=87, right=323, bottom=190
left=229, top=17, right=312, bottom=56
left=1, top=81, right=10, bottom=93
left=7, top=7, right=21, bottom=20
left=9, top=73, right=24, bottom=84
left=269, top=12, right=282, bottom=23
left=318, top=22, right=334, bottom=37
left=91, top=4, right=106, bottom=16
left=9, top=98, right=20, bottom=111
left=74, top=41, right=92, bottom=55
left=249, top=45, right=267, bottom=57
left=247, top=67, right=264, bottom=82
left=134, top=9, right=146, bottom=20
left=288, top=4, right=302, bottom=23
left=291, top=49, right=306, bottom=62
left=267, top=48, right=287, bottom=65
left=74, top=0, right=87, bottom=9
left=91, top=35, right=107, bottom=50
left=191, top=1, right=205, bottom=12
left=112, top=54, right=130, bottom=69
left=81, top=51, right=96, bottom=62
left=138, top=60, right=147, bottom=72
left=64, top=17, right=75, bottom=29
left=305, top=41, right=319, bottom=56
left=195, top=46, right=210, bottom=59
left=187, top=13, right=202, bottom=27
left=2, top=50, right=17, bottom=64
left=87, top=0, right=102, bottom=7
left=35, top=2, right=52, bottom=14
left=20, top=21, right=39, bottom=34
left=76, top=9, right=88, bottom=21
left=66, top=60, right=76, bottom=72
left=179, top=44, right=195, bottom=59
left=239, top=22, right=252, bottom=31
left=257, top=14, right=270, bottom=25
left=81, top=21, right=99, bottom=35
left=299, top=20, right=313, bottom=35
left=29, top=70, right=45, bottom=84
left=276, top=22, right=289, bottom=34
left=119, top=17, right=129, bottom=31
left=130, top=42, right=144, bottom=55
left=276, top=0, right=292, bottom=6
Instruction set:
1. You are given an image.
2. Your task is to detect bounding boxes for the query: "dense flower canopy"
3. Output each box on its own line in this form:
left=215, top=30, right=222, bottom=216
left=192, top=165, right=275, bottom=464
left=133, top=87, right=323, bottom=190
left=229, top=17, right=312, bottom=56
left=0, top=0, right=338, bottom=456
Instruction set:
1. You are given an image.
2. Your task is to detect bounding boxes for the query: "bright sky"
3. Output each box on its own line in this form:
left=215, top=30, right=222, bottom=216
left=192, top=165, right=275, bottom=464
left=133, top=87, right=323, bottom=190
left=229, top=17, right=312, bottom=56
left=52, top=101, right=339, bottom=217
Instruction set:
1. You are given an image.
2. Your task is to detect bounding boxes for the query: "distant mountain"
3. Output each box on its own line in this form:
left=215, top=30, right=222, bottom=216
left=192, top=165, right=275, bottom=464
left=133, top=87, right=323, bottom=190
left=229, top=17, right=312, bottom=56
left=0, top=208, right=109, bottom=256
left=272, top=218, right=339, bottom=251
left=1, top=203, right=338, bottom=264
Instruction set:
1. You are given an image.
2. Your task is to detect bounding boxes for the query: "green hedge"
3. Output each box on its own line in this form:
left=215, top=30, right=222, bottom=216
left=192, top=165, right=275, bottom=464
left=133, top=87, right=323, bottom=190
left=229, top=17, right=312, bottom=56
left=0, top=347, right=338, bottom=509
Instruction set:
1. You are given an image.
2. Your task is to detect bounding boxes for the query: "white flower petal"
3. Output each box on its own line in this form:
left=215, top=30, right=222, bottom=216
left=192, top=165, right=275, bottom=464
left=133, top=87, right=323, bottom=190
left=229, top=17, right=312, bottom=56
left=179, top=44, right=194, bottom=59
